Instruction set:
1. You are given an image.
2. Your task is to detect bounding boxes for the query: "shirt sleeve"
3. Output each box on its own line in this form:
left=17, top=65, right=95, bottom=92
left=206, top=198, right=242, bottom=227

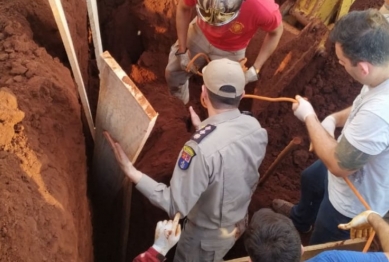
left=183, top=0, right=196, bottom=7
left=256, top=1, right=282, bottom=32
left=306, top=250, right=389, bottom=262
left=132, top=247, right=165, bottom=262
left=136, top=141, right=209, bottom=218
left=343, top=110, right=389, bottom=155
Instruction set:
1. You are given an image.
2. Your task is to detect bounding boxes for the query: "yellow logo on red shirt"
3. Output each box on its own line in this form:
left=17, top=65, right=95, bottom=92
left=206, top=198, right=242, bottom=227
left=229, top=21, right=244, bottom=34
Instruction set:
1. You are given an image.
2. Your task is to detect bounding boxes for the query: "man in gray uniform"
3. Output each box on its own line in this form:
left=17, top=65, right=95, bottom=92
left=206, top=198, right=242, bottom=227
left=105, top=58, right=267, bottom=261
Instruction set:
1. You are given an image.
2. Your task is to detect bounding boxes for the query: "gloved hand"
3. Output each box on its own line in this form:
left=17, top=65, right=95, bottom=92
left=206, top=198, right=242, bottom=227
left=176, top=49, right=197, bottom=74
left=321, top=115, right=336, bottom=137
left=152, top=215, right=181, bottom=256
left=245, top=66, right=258, bottom=84
left=292, top=95, right=316, bottom=122
left=338, top=210, right=379, bottom=230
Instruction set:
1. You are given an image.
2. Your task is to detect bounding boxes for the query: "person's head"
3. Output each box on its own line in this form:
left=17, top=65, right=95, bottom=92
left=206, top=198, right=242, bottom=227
left=202, top=58, right=245, bottom=110
left=244, top=208, right=302, bottom=262
left=196, top=0, right=243, bottom=26
left=330, top=9, right=389, bottom=85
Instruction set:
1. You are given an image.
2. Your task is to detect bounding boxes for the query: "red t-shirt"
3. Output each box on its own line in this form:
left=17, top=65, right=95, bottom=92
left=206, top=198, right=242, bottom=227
left=184, top=0, right=281, bottom=50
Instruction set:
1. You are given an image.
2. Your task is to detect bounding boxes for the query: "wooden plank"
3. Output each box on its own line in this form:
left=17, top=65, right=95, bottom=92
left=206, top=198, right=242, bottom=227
left=86, top=0, right=103, bottom=70
left=225, top=238, right=367, bottom=262
left=91, top=51, right=158, bottom=262
left=48, top=0, right=95, bottom=139
left=302, top=238, right=367, bottom=260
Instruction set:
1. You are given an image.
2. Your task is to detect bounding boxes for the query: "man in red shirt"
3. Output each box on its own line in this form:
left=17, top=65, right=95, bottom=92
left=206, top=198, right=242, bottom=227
left=166, top=0, right=283, bottom=104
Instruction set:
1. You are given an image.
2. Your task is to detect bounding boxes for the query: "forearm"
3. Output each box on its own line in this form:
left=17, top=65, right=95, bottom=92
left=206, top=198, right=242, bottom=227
left=136, top=175, right=177, bottom=217
left=176, top=1, right=193, bottom=52
left=253, top=25, right=283, bottom=70
left=379, top=0, right=389, bottom=15
left=330, top=106, right=351, bottom=128
left=305, top=114, right=350, bottom=177
left=368, top=213, right=389, bottom=254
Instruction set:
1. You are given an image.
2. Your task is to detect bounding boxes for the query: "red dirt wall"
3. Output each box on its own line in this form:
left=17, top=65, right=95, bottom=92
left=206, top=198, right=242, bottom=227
left=0, top=0, right=93, bottom=261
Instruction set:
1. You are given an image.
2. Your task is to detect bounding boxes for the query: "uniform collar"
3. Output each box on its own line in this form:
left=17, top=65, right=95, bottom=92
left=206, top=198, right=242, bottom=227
left=201, top=109, right=241, bottom=127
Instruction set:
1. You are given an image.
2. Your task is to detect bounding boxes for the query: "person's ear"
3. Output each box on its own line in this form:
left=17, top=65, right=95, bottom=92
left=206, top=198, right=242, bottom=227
left=357, top=61, right=370, bottom=76
left=201, top=85, right=208, bottom=99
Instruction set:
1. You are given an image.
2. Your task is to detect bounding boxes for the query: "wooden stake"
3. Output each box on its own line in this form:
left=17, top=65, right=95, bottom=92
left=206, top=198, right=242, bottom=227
left=86, top=0, right=103, bottom=70
left=48, top=0, right=95, bottom=139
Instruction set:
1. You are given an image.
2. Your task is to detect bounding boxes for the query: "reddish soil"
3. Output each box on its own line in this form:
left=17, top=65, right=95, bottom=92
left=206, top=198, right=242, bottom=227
left=0, top=0, right=384, bottom=261
left=0, top=0, right=93, bottom=261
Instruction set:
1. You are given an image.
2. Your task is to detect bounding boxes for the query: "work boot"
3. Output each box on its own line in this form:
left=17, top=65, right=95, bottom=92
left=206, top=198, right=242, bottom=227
left=272, top=199, right=312, bottom=234
left=171, top=81, right=189, bottom=104
left=272, top=199, right=294, bottom=217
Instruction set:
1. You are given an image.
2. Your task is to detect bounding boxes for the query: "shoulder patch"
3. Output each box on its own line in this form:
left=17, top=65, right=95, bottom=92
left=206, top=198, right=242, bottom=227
left=191, top=124, right=216, bottom=144
left=178, top=145, right=196, bottom=170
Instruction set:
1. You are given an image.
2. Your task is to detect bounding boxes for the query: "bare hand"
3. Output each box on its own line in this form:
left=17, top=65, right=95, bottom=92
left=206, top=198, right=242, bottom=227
left=103, top=131, right=143, bottom=183
left=189, top=106, right=201, bottom=130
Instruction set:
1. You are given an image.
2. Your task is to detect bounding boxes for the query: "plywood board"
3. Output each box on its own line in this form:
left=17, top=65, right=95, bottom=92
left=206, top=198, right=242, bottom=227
left=91, top=51, right=158, bottom=262
left=225, top=238, right=367, bottom=262
left=302, top=238, right=367, bottom=260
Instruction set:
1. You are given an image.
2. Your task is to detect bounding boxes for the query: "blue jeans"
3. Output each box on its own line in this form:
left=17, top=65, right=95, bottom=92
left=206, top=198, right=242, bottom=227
left=290, top=160, right=351, bottom=244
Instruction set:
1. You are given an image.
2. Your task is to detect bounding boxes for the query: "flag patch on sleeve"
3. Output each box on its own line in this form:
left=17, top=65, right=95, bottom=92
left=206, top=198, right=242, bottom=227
left=178, top=145, right=196, bottom=170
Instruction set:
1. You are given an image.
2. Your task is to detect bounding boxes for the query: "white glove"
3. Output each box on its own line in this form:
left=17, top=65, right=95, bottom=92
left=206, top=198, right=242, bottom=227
left=321, top=115, right=336, bottom=137
left=152, top=219, right=181, bottom=256
left=338, top=210, right=380, bottom=230
left=292, top=95, right=316, bottom=122
left=244, top=66, right=258, bottom=84
left=176, top=49, right=197, bottom=73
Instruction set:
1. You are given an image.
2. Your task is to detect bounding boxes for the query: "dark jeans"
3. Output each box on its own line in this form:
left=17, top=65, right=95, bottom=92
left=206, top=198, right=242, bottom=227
left=290, top=160, right=351, bottom=245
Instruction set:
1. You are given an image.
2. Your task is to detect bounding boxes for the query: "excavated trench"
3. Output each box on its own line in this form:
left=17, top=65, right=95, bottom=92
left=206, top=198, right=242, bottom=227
left=0, top=0, right=384, bottom=261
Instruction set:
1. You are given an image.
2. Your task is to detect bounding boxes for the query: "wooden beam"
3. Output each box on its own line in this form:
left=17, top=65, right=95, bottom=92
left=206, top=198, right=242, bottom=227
left=86, top=0, right=103, bottom=70
left=48, top=0, right=95, bottom=139
left=225, top=238, right=367, bottom=262
left=302, top=238, right=367, bottom=260
left=91, top=51, right=158, bottom=262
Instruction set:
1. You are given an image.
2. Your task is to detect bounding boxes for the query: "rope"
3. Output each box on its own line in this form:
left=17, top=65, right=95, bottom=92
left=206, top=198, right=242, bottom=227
left=201, top=94, right=297, bottom=108
left=186, top=53, right=210, bottom=76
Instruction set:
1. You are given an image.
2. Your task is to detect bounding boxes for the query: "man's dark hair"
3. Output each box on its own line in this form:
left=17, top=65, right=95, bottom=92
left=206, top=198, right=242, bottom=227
left=244, top=208, right=301, bottom=262
left=329, top=9, right=389, bottom=66
left=206, top=85, right=242, bottom=109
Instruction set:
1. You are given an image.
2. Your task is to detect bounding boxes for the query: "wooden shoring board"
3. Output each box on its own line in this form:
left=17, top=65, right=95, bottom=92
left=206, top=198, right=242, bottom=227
left=86, top=0, right=103, bottom=70
left=225, top=238, right=367, bottom=262
left=91, top=51, right=158, bottom=262
left=302, top=238, right=367, bottom=260
left=48, top=0, right=95, bottom=139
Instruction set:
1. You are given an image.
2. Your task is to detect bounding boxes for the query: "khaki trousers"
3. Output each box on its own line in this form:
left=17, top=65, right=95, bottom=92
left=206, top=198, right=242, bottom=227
left=165, top=19, right=246, bottom=103
left=173, top=219, right=237, bottom=262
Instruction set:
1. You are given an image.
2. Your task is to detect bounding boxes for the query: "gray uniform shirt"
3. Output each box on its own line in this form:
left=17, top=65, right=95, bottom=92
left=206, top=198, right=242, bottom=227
left=136, top=109, right=268, bottom=229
